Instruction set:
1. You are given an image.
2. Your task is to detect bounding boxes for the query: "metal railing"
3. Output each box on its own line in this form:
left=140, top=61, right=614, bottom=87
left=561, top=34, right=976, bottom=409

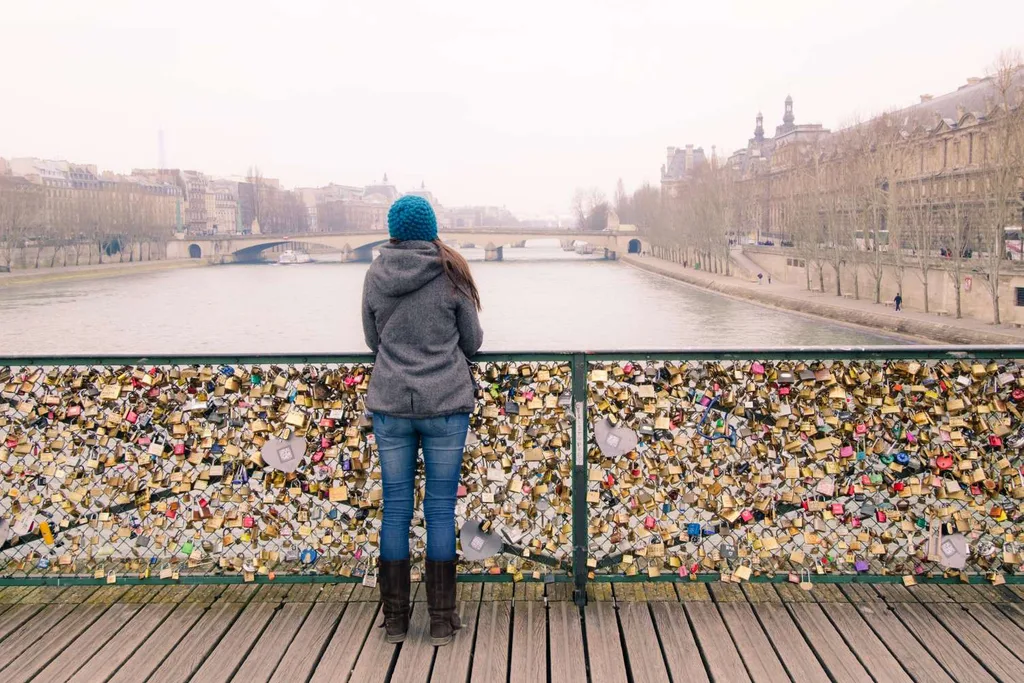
left=1, top=347, right=1022, bottom=606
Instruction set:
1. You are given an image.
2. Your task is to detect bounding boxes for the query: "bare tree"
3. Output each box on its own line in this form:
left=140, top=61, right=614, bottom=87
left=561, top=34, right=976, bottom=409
left=977, top=52, right=1024, bottom=324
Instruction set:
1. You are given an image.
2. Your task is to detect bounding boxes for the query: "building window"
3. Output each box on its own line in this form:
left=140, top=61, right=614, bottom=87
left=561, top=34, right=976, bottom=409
left=1017, top=288, right=1024, bottom=307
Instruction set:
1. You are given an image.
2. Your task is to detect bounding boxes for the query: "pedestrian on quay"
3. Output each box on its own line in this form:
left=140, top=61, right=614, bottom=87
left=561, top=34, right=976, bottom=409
left=757, top=272, right=763, bottom=284
left=768, top=274, right=772, bottom=285
left=362, top=195, right=483, bottom=647
left=894, top=292, right=903, bottom=312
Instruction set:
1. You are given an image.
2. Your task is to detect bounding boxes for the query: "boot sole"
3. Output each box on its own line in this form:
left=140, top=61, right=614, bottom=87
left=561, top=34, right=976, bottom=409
left=430, top=634, right=453, bottom=646
left=386, top=633, right=407, bottom=644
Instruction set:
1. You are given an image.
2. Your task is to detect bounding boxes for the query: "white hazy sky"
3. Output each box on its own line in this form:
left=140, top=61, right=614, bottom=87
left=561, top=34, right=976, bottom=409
left=2, top=0, right=1023, bottom=216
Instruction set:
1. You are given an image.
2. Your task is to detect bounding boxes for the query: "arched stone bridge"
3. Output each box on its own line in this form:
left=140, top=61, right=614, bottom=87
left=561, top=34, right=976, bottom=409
left=167, top=229, right=647, bottom=263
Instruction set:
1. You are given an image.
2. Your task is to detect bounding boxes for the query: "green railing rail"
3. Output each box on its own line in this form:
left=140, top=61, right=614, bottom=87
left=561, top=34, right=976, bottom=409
left=2, top=347, right=1024, bottom=607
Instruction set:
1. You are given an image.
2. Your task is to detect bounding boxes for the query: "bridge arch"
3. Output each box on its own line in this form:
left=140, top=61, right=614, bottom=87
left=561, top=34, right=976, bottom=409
left=188, top=244, right=202, bottom=258
left=628, top=239, right=642, bottom=254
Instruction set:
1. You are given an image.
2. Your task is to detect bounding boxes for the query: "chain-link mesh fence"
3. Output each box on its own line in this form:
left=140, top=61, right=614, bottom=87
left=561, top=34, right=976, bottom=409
left=586, top=357, right=1024, bottom=581
left=0, top=359, right=573, bottom=581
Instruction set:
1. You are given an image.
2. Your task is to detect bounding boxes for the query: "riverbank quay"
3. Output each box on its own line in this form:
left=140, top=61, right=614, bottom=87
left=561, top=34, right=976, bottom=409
left=0, top=258, right=206, bottom=289
left=623, top=254, right=1024, bottom=345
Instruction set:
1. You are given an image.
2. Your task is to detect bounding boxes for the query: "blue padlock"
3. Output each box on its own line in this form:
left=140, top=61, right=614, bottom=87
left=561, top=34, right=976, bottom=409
left=687, top=523, right=701, bottom=538
left=300, top=548, right=319, bottom=565
left=895, top=452, right=910, bottom=466
left=856, top=450, right=866, bottom=461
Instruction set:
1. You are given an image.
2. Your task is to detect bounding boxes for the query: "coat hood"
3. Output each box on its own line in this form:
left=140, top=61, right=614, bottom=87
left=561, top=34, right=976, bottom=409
left=368, top=241, right=444, bottom=297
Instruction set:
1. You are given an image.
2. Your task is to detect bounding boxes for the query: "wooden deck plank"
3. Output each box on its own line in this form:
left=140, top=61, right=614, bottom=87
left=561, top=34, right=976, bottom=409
left=684, top=601, right=751, bottom=683
left=753, top=603, right=829, bottom=683
left=548, top=602, right=587, bottom=683
left=618, top=602, right=670, bottom=683
left=874, top=584, right=917, bottom=603
left=709, top=582, right=747, bottom=603
left=584, top=601, right=628, bottom=683
left=675, top=583, right=710, bottom=602
left=317, top=583, right=356, bottom=603
left=231, top=602, right=313, bottom=683
left=925, top=602, right=1022, bottom=682
left=308, top=601, right=379, bottom=683
left=18, top=586, right=67, bottom=603
left=787, top=603, right=871, bottom=683
left=649, top=602, right=708, bottom=683
left=996, top=603, right=1024, bottom=631
left=510, top=599, right=547, bottom=683
left=823, top=603, right=912, bottom=683
left=390, top=607, right=434, bottom=683
left=718, top=601, right=790, bottom=683
left=892, top=603, right=997, bottom=683
left=964, top=602, right=1024, bottom=662
left=839, top=584, right=883, bottom=604
left=743, top=583, right=783, bottom=604
left=348, top=610, right=399, bottom=683
left=66, top=603, right=183, bottom=683
left=188, top=602, right=278, bottom=683
left=775, top=583, right=815, bottom=603
left=268, top=602, right=346, bottom=683
left=853, top=603, right=954, bottom=683
left=430, top=590, right=482, bottom=683
left=0, top=604, right=44, bottom=644
left=128, top=602, right=243, bottom=683
left=0, top=603, right=76, bottom=669
left=0, top=587, right=38, bottom=603
left=470, top=600, right=512, bottom=683
left=0, top=602, right=111, bottom=682
left=28, top=602, right=142, bottom=683
left=907, top=584, right=954, bottom=603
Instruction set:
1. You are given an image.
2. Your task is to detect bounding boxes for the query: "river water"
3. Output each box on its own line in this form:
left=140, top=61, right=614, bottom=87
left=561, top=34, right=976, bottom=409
left=0, top=242, right=898, bottom=356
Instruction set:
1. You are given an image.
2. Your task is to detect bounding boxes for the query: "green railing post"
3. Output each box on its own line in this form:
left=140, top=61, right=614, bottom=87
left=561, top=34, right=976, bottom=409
left=571, top=352, right=589, bottom=607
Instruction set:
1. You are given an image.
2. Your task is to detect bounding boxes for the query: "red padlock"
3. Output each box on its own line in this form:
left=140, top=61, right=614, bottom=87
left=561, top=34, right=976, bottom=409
left=1014, top=388, right=1024, bottom=401
left=644, top=516, right=657, bottom=530
left=741, top=509, right=754, bottom=522
left=779, top=386, right=790, bottom=396
left=173, top=443, right=185, bottom=455
left=893, top=481, right=905, bottom=492
left=831, top=503, right=844, bottom=515
left=876, top=510, right=887, bottom=523
left=989, top=435, right=1003, bottom=447
left=936, top=455, right=953, bottom=470
left=243, top=515, right=254, bottom=528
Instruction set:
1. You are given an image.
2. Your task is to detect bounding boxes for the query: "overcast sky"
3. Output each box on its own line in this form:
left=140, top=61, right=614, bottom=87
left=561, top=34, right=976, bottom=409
left=2, top=1, right=1023, bottom=216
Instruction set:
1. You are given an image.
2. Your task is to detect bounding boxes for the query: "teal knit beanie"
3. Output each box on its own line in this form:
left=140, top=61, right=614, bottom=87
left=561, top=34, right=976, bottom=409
left=388, top=196, right=438, bottom=242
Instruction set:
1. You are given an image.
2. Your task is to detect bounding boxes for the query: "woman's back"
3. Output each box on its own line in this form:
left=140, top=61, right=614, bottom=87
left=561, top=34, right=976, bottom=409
left=362, top=240, right=483, bottom=418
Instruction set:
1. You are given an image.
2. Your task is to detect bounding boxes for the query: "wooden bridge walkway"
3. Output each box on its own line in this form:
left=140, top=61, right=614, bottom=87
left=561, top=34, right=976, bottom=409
left=0, top=580, right=1022, bottom=682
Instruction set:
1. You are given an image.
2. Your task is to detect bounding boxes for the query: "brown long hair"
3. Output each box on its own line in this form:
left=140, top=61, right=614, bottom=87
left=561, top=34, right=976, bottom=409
left=435, top=240, right=481, bottom=310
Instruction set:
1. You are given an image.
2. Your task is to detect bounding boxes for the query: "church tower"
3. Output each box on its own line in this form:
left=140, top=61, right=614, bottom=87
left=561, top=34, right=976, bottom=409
left=754, top=112, right=764, bottom=143
left=782, top=95, right=795, bottom=131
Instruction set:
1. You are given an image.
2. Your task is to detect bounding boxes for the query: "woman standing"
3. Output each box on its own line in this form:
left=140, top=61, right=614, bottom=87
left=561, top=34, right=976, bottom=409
left=362, top=195, right=483, bottom=646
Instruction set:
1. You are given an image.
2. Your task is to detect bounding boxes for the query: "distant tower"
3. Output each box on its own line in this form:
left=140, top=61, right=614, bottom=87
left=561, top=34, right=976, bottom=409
left=754, top=112, right=764, bottom=143
left=158, top=129, right=167, bottom=169
left=383, top=172, right=389, bottom=183
left=783, top=95, right=795, bottom=129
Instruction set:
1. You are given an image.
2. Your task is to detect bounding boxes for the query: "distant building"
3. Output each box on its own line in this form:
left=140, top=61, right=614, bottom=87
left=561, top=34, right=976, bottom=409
left=0, top=157, right=9, bottom=175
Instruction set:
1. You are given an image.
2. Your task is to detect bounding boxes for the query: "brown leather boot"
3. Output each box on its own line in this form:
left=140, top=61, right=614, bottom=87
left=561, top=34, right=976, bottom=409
left=378, top=559, right=410, bottom=643
left=425, top=559, right=461, bottom=646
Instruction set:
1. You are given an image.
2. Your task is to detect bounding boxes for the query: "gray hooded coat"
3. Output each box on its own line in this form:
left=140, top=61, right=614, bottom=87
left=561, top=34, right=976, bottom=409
left=361, top=241, right=484, bottom=418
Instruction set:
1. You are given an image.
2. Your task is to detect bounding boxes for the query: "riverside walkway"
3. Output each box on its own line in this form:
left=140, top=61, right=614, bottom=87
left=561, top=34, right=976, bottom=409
left=625, top=252, right=1024, bottom=345
left=1, top=581, right=1023, bottom=682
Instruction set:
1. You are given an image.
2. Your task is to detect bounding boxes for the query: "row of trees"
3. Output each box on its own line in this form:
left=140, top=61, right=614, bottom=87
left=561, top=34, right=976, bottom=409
left=0, top=180, right=175, bottom=269
left=636, top=55, right=1024, bottom=321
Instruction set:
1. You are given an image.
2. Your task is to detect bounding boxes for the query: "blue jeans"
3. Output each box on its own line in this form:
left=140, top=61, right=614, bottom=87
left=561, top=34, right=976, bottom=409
left=372, top=413, right=469, bottom=562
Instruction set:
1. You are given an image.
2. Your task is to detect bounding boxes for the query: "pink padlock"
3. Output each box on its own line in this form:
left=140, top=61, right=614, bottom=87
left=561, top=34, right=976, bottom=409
left=644, top=516, right=656, bottom=530
left=740, top=509, right=754, bottom=522
left=831, top=503, right=844, bottom=515
left=125, top=410, right=138, bottom=424
left=173, top=443, right=185, bottom=455
left=243, top=516, right=254, bottom=528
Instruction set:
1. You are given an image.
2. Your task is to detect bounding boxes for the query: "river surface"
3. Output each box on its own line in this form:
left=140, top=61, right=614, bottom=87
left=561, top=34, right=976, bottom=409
left=0, top=242, right=899, bottom=356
